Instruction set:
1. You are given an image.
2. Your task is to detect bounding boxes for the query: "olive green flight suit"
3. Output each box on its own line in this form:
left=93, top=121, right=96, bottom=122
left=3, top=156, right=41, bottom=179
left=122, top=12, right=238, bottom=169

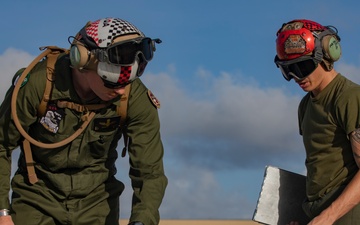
left=0, top=54, right=167, bottom=225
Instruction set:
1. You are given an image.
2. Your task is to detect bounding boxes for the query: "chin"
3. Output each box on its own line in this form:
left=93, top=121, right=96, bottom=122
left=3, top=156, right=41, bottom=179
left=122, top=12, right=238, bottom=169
left=104, top=94, right=119, bottom=101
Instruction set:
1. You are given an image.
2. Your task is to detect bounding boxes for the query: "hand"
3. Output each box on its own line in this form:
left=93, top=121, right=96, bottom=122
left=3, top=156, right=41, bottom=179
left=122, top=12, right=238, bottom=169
left=0, top=215, right=14, bottom=225
left=307, top=215, right=334, bottom=225
left=306, top=205, right=337, bottom=225
left=129, top=222, right=144, bottom=225
left=286, top=221, right=299, bottom=225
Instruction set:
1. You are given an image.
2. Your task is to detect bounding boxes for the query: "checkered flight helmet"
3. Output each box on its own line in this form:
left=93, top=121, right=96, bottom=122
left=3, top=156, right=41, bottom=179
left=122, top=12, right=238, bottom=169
left=70, top=17, right=152, bottom=88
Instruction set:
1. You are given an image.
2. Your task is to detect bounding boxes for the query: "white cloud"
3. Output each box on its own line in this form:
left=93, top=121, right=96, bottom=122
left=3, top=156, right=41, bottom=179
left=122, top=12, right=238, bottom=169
left=137, top=64, right=309, bottom=219
left=143, top=66, right=304, bottom=171
left=4, top=49, right=360, bottom=220
left=0, top=48, right=34, bottom=102
left=336, top=62, right=360, bottom=84
left=158, top=165, right=255, bottom=219
left=140, top=61, right=360, bottom=219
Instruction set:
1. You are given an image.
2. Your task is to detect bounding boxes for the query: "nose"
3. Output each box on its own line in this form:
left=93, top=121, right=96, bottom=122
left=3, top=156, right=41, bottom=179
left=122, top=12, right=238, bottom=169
left=113, top=87, right=126, bottom=95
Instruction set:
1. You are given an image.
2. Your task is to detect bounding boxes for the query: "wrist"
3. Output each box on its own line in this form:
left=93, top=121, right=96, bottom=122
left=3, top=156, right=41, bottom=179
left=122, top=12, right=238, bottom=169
left=0, top=209, right=10, bottom=216
left=129, top=222, right=144, bottom=225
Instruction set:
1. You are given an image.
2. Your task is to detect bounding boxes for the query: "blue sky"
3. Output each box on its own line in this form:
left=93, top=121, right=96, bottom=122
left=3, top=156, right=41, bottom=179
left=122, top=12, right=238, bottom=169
left=1, top=0, right=360, bottom=220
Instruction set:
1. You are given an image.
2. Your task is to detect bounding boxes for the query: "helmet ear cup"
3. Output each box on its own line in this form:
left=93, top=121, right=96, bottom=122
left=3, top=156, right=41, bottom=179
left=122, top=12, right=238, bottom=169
left=69, top=44, right=90, bottom=69
left=322, top=35, right=341, bottom=62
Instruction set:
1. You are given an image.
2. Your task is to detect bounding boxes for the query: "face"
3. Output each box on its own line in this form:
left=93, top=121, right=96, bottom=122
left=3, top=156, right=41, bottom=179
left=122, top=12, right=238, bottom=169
left=74, top=34, right=143, bottom=101
left=83, top=70, right=126, bottom=101
left=81, top=34, right=142, bottom=100
left=293, top=64, right=328, bottom=96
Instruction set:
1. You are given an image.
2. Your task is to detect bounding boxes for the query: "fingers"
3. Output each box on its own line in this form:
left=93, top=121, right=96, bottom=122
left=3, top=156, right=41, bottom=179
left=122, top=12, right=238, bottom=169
left=287, top=221, right=300, bottom=225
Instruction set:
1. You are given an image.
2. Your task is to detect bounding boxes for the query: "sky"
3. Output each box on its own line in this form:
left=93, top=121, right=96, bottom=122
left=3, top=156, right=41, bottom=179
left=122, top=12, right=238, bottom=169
left=1, top=0, right=360, bottom=221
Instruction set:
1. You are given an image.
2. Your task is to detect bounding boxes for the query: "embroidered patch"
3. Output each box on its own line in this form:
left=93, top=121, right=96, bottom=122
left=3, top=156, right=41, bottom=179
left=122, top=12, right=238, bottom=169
left=93, top=117, right=120, bottom=132
left=39, top=103, right=64, bottom=133
left=148, top=90, right=160, bottom=109
left=13, top=73, right=30, bottom=88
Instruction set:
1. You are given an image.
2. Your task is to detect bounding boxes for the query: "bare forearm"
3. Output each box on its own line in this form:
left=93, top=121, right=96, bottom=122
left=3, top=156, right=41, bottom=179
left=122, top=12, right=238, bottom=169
left=309, top=170, right=360, bottom=224
left=313, top=130, right=360, bottom=223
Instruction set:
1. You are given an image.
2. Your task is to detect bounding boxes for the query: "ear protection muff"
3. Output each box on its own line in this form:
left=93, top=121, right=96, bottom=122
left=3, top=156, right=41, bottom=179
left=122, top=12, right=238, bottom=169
left=69, top=21, right=99, bottom=70
left=69, top=42, right=91, bottom=69
left=69, top=41, right=99, bottom=71
left=311, top=26, right=341, bottom=71
left=315, top=26, right=341, bottom=63
left=321, top=35, right=341, bottom=62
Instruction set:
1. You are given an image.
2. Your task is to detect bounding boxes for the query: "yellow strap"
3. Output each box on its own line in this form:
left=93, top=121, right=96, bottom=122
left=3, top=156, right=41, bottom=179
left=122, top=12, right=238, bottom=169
left=11, top=46, right=95, bottom=184
left=119, top=84, right=131, bottom=157
left=11, top=46, right=95, bottom=149
left=118, top=84, right=131, bottom=126
left=56, top=100, right=111, bottom=113
left=21, top=112, right=95, bottom=184
left=23, top=139, right=38, bottom=184
left=37, top=46, right=68, bottom=117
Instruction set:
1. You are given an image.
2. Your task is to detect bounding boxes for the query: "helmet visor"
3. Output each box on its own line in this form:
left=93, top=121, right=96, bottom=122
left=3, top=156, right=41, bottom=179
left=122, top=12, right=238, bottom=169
left=275, top=56, right=319, bottom=81
left=97, top=37, right=154, bottom=65
left=102, top=79, right=131, bottom=89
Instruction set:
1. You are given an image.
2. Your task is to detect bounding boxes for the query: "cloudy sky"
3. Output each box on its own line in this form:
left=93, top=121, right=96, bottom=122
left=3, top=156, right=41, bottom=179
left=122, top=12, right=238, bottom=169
left=2, top=0, right=360, bottom=220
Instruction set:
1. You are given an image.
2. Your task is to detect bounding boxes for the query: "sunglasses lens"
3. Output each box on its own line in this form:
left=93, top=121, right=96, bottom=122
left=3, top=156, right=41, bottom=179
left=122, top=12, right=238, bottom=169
left=278, top=58, right=317, bottom=81
left=107, top=38, right=153, bottom=65
left=140, top=38, right=153, bottom=61
left=107, top=43, right=134, bottom=65
left=103, top=79, right=128, bottom=89
left=279, top=66, right=291, bottom=81
left=290, top=59, right=317, bottom=78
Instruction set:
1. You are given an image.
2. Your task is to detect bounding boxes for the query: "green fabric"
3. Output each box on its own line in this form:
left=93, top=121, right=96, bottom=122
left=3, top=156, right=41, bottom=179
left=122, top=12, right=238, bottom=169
left=298, top=74, right=360, bottom=202
left=11, top=175, right=123, bottom=225
left=0, top=54, right=167, bottom=225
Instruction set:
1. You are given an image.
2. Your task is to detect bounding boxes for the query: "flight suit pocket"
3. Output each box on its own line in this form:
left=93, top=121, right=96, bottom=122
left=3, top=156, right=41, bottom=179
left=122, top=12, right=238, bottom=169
left=83, top=117, right=122, bottom=162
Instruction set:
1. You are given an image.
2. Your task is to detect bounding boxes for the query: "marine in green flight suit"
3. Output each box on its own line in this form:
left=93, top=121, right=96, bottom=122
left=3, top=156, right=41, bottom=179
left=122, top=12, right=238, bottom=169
left=0, top=17, right=167, bottom=225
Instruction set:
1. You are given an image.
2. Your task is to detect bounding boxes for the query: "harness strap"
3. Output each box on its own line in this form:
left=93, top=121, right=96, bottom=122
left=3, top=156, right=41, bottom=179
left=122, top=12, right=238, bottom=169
left=38, top=46, right=68, bottom=117
left=118, top=84, right=131, bottom=126
left=119, top=84, right=131, bottom=157
left=12, top=46, right=131, bottom=184
left=11, top=46, right=96, bottom=184
left=11, top=46, right=95, bottom=150
left=57, top=100, right=111, bottom=113
left=22, top=111, right=95, bottom=184
left=23, top=139, right=38, bottom=184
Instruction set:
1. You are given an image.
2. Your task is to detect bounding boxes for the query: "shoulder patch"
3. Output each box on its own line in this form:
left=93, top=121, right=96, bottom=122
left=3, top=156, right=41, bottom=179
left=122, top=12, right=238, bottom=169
left=13, top=73, right=30, bottom=88
left=147, top=90, right=160, bottom=109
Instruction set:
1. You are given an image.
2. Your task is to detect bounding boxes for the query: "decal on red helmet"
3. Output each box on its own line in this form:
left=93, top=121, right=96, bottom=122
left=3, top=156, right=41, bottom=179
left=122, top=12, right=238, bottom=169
left=299, top=20, right=325, bottom=32
left=284, top=35, right=306, bottom=55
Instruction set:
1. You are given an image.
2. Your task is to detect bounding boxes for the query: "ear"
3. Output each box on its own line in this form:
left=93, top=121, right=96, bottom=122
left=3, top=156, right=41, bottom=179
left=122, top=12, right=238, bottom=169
left=322, top=35, right=341, bottom=62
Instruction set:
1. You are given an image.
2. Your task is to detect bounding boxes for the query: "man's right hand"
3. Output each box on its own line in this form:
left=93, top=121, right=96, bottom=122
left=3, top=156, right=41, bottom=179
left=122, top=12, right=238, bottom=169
left=286, top=221, right=299, bottom=225
left=0, top=215, right=14, bottom=225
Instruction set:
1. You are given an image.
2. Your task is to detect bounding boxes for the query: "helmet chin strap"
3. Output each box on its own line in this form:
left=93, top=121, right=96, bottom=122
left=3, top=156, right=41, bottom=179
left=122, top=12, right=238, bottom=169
left=97, top=57, right=139, bottom=85
left=321, top=59, right=333, bottom=71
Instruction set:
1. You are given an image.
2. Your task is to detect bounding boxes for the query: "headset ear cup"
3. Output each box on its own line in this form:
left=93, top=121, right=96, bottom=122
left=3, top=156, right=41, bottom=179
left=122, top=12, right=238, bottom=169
left=69, top=44, right=90, bottom=69
left=322, top=35, right=341, bottom=62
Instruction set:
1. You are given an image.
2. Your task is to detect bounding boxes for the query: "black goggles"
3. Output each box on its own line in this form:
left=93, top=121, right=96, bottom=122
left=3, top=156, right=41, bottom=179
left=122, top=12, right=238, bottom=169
left=274, top=56, right=320, bottom=81
left=94, top=37, right=161, bottom=65
left=102, top=79, right=131, bottom=89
